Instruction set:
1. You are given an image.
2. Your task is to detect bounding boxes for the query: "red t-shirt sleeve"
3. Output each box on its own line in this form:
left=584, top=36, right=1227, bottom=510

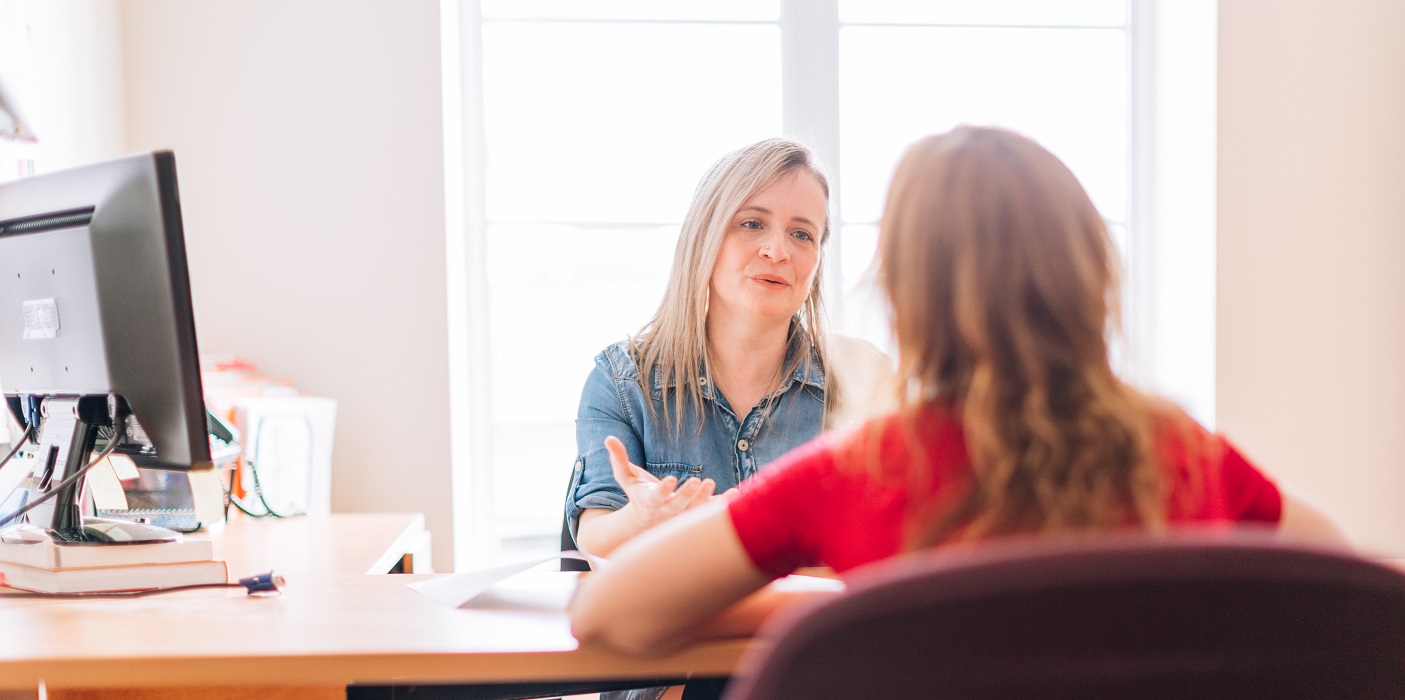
left=1161, top=416, right=1284, bottom=526
left=727, top=437, right=838, bottom=579
left=1217, top=438, right=1283, bottom=523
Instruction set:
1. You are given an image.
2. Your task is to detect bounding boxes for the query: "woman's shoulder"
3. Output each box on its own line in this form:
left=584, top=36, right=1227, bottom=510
left=825, top=334, right=899, bottom=429
left=578, top=340, right=648, bottom=418
left=826, top=334, right=891, bottom=368
left=828, top=404, right=965, bottom=476
left=1143, top=401, right=1247, bottom=483
left=1145, top=402, right=1217, bottom=451
left=593, top=339, right=643, bottom=381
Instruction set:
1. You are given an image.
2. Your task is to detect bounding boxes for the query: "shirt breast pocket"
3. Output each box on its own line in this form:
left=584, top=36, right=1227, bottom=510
left=645, top=462, right=704, bottom=480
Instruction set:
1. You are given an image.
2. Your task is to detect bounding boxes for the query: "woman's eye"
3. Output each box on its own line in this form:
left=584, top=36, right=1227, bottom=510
left=740, top=219, right=763, bottom=230
left=792, top=229, right=814, bottom=242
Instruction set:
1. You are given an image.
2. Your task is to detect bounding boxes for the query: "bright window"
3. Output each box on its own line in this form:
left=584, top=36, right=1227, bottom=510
left=445, top=0, right=1216, bottom=567
left=472, top=7, right=783, bottom=555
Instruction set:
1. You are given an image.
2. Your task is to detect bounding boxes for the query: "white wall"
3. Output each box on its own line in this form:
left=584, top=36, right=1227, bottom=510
left=0, top=0, right=127, bottom=445
left=1218, top=0, right=1405, bottom=554
left=119, top=1, right=455, bottom=567
left=17, top=0, right=1402, bottom=568
left=0, top=0, right=126, bottom=171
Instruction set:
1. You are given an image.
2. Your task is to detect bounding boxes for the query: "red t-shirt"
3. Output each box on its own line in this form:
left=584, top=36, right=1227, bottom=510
left=728, top=407, right=1283, bottom=578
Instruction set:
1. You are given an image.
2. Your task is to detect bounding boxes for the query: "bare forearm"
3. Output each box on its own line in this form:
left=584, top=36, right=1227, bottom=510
left=694, top=587, right=838, bottom=640
left=576, top=505, right=649, bottom=558
left=1280, top=491, right=1350, bottom=547
left=571, top=505, right=775, bottom=655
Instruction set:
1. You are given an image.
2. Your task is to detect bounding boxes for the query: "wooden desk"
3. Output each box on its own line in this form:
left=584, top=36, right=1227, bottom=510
left=213, top=511, right=432, bottom=576
left=0, top=515, right=748, bottom=700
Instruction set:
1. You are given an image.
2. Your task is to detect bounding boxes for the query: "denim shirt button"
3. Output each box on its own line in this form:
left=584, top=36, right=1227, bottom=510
left=574, top=460, right=583, bottom=472
left=737, top=439, right=750, bottom=452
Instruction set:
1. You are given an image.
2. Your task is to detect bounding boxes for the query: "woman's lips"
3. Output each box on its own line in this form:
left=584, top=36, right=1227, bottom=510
left=751, top=274, right=789, bottom=287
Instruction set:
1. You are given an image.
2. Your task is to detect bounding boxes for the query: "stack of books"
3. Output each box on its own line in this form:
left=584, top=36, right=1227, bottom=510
left=0, top=537, right=228, bottom=594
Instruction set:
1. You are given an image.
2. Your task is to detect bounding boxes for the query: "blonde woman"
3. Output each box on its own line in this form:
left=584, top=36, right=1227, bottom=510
left=567, top=138, right=890, bottom=562
left=570, top=126, right=1344, bottom=656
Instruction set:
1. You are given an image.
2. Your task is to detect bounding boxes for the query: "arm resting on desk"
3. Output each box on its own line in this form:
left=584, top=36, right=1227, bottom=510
left=1280, top=490, right=1349, bottom=547
left=571, top=501, right=827, bottom=657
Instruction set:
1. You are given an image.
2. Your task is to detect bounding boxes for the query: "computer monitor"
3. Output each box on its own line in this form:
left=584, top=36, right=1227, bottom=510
left=0, top=151, right=211, bottom=544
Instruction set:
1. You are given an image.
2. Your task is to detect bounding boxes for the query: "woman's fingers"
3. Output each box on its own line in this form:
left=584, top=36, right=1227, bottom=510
left=604, top=436, right=720, bottom=523
left=666, top=477, right=717, bottom=514
left=603, top=436, right=631, bottom=484
left=604, top=436, right=658, bottom=488
left=671, top=476, right=705, bottom=502
left=655, top=475, right=679, bottom=499
left=688, top=479, right=719, bottom=510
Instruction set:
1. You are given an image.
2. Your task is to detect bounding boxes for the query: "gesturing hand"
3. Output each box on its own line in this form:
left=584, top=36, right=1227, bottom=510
left=604, top=435, right=718, bottom=530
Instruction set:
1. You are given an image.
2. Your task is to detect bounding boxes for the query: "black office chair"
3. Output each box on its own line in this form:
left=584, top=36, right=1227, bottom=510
left=561, top=463, right=591, bottom=572
left=722, top=531, right=1405, bottom=700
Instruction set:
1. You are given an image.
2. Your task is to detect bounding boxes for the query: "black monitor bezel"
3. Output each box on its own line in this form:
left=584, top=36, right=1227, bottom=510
left=0, top=151, right=211, bottom=472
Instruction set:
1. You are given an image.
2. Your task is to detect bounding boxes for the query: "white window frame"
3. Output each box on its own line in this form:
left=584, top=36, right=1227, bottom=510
left=441, top=0, right=1217, bottom=569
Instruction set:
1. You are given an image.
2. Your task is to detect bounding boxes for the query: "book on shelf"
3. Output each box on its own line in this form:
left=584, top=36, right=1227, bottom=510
left=0, top=536, right=214, bottom=570
left=0, top=558, right=229, bottom=594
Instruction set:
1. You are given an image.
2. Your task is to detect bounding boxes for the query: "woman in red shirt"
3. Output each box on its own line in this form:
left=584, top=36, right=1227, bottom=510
left=570, top=126, right=1345, bottom=656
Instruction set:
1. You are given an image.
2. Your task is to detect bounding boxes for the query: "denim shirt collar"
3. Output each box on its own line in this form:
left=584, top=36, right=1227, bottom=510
left=648, top=330, right=826, bottom=401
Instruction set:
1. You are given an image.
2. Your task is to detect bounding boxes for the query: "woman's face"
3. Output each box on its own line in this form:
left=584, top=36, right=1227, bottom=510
left=708, top=171, right=826, bottom=328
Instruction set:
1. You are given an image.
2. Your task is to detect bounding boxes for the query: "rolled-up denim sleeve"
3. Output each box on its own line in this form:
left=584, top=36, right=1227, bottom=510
left=566, top=351, right=645, bottom=542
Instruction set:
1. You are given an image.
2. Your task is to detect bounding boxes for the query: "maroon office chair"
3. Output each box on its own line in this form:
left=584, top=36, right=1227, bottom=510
left=722, top=531, right=1405, bottom=700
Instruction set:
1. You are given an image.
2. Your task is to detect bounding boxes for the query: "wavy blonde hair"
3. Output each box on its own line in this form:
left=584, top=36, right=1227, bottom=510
left=633, top=138, right=833, bottom=432
left=876, top=126, right=1171, bottom=547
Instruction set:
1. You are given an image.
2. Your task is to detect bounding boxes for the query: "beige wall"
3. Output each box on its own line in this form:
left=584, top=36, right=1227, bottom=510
left=1219, top=0, right=1405, bottom=554
left=119, top=2, right=455, bottom=567
left=27, top=0, right=1405, bottom=568
left=1, top=0, right=126, bottom=171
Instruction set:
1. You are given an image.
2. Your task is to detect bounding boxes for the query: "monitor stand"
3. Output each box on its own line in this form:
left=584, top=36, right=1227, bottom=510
left=0, top=396, right=181, bottom=546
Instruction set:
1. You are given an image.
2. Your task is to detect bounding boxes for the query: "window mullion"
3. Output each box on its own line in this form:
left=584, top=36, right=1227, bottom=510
left=445, top=0, right=498, bottom=570
left=1126, top=0, right=1158, bottom=387
left=780, top=0, right=846, bottom=309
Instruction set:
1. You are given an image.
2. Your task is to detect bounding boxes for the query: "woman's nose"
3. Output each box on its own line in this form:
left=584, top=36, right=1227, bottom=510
left=759, top=231, right=790, bottom=262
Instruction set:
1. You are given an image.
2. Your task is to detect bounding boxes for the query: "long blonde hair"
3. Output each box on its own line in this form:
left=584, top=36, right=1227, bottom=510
left=877, top=126, right=1168, bottom=546
left=634, top=138, right=833, bottom=431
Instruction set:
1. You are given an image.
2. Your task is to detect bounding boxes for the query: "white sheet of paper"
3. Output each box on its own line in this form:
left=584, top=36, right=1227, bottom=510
left=408, top=551, right=602, bottom=609
left=408, top=556, right=555, bottom=608
left=771, top=573, right=845, bottom=593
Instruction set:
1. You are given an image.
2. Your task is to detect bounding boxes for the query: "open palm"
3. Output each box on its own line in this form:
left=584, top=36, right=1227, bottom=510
left=604, top=435, right=719, bottom=529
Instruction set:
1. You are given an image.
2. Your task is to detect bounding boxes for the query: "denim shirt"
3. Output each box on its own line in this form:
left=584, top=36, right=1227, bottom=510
left=566, top=336, right=826, bottom=542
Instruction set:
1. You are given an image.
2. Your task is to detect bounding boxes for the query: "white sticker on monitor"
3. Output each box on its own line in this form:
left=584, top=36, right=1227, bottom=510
left=22, top=298, right=59, bottom=339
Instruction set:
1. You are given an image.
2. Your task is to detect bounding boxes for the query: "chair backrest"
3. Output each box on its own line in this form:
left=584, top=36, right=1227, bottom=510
left=561, top=517, right=590, bottom=571
left=723, top=532, right=1405, bottom=700
left=561, top=470, right=590, bottom=572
